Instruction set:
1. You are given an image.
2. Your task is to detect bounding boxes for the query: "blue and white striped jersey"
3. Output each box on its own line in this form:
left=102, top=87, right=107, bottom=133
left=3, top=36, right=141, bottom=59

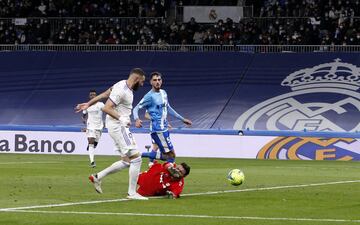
left=133, top=89, right=185, bottom=132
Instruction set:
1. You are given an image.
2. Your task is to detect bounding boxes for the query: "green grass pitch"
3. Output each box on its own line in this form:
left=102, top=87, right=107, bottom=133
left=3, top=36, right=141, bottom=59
left=0, top=154, right=359, bottom=225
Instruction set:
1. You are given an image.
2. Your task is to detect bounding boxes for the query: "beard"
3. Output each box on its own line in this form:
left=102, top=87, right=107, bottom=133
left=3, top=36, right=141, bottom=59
left=132, top=82, right=140, bottom=91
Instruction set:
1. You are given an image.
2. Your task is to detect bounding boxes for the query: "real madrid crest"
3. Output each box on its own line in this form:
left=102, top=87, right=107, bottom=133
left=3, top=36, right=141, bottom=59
left=234, top=59, right=360, bottom=132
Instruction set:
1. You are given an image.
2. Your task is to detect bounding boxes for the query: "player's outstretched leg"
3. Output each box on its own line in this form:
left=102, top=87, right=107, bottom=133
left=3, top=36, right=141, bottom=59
left=89, top=160, right=130, bottom=194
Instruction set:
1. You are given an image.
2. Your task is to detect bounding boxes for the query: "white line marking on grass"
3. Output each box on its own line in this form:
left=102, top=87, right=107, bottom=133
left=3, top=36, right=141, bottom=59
left=274, top=166, right=360, bottom=169
left=3, top=209, right=360, bottom=223
left=0, top=161, right=63, bottom=165
left=182, top=179, right=360, bottom=197
left=0, top=199, right=131, bottom=211
left=0, top=179, right=359, bottom=212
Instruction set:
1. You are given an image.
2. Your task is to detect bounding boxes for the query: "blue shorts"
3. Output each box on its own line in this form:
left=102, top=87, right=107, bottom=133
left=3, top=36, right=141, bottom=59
left=151, top=131, right=174, bottom=153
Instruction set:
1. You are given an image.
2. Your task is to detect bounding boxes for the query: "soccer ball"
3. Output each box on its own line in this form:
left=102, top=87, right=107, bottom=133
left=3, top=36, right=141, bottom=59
left=227, top=169, right=245, bottom=186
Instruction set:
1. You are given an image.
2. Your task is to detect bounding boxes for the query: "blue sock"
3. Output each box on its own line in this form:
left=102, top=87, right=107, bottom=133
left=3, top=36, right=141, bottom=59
left=166, top=157, right=175, bottom=163
left=154, top=152, right=175, bottom=163
left=142, top=150, right=157, bottom=159
left=149, top=150, right=157, bottom=162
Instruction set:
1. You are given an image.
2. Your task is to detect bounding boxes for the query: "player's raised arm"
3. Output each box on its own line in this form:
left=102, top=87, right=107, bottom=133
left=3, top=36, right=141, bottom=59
left=167, top=103, right=192, bottom=126
left=75, top=88, right=112, bottom=113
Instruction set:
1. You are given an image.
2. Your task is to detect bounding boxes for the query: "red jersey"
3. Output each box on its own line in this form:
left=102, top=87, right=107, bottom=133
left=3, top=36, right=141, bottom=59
left=137, top=162, right=185, bottom=198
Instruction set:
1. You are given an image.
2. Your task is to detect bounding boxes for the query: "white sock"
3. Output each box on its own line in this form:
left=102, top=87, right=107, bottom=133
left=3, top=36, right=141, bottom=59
left=128, top=156, right=142, bottom=196
left=88, top=144, right=95, bottom=163
left=97, top=160, right=129, bottom=180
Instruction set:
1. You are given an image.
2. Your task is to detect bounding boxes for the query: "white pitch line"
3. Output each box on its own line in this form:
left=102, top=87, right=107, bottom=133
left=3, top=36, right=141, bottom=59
left=0, top=198, right=131, bottom=211
left=274, top=166, right=360, bottom=169
left=0, top=179, right=359, bottom=212
left=181, top=179, right=360, bottom=197
left=0, top=161, right=63, bottom=165
left=3, top=209, right=360, bottom=223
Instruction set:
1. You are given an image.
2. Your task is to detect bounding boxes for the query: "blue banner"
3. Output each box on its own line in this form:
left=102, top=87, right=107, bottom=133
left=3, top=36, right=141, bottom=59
left=1, top=52, right=359, bottom=132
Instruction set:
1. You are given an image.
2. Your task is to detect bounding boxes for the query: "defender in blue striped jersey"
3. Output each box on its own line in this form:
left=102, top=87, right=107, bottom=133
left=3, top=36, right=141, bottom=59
left=133, top=72, right=192, bottom=165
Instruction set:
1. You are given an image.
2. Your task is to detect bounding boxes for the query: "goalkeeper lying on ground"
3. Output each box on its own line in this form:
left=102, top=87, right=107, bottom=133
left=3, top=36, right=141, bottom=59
left=137, top=161, right=190, bottom=199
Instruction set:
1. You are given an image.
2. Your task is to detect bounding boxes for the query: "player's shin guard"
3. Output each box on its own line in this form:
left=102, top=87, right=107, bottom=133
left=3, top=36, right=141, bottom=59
left=97, top=160, right=130, bottom=180
left=128, top=156, right=142, bottom=196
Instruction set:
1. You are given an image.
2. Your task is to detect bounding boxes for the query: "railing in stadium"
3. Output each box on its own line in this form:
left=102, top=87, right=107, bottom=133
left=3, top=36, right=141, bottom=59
left=1, top=16, right=359, bottom=27
left=0, top=44, right=360, bottom=52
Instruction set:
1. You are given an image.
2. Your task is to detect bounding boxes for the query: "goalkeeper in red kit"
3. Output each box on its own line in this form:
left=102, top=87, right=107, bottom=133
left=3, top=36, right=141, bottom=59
left=137, top=161, right=190, bottom=199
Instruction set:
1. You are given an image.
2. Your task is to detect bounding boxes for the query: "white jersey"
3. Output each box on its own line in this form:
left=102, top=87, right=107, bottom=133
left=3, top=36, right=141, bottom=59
left=83, top=102, right=104, bottom=130
left=106, top=80, right=133, bottom=127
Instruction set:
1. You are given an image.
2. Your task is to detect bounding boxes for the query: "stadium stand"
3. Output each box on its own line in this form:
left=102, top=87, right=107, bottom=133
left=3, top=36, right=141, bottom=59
left=0, top=0, right=359, bottom=45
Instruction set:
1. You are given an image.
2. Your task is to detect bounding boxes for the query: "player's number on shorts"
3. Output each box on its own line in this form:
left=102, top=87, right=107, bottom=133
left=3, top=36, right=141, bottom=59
left=166, top=136, right=173, bottom=147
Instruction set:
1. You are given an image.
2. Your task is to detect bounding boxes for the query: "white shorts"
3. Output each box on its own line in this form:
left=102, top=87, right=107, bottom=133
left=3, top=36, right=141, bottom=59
left=86, top=129, right=102, bottom=142
left=107, top=125, right=138, bottom=157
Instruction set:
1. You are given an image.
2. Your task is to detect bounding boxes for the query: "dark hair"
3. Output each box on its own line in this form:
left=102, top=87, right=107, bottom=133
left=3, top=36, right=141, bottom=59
left=130, top=68, right=146, bottom=77
left=150, top=71, right=162, bottom=80
left=180, top=162, right=190, bottom=176
left=89, top=89, right=97, bottom=93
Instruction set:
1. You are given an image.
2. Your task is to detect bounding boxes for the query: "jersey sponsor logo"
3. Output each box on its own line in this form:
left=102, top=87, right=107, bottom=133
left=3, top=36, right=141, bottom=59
left=234, top=59, right=360, bottom=132
left=257, top=137, right=360, bottom=160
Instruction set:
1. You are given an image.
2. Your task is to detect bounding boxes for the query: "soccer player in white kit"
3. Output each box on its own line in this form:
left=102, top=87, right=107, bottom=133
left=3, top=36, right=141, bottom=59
left=82, top=90, right=104, bottom=168
left=76, top=68, right=147, bottom=200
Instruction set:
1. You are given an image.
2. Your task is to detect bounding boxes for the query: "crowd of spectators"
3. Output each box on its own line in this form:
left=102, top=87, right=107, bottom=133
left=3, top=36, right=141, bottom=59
left=0, top=0, right=359, bottom=46
left=0, top=0, right=169, bottom=17
left=257, top=0, right=360, bottom=18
